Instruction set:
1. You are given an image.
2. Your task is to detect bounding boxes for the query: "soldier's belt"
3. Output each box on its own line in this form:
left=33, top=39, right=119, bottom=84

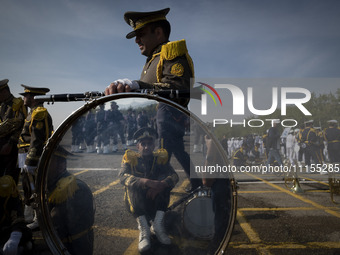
left=328, top=140, right=340, bottom=143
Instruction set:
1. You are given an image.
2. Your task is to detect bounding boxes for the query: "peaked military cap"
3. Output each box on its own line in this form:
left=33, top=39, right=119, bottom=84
left=133, top=127, right=158, bottom=141
left=304, top=120, right=314, bottom=125
left=124, top=8, right=170, bottom=39
left=20, top=84, right=50, bottom=96
left=327, top=120, right=338, bottom=124
left=0, top=79, right=9, bottom=90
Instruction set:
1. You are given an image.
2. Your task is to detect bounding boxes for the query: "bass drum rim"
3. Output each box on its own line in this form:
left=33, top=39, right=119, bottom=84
left=35, top=92, right=237, bottom=255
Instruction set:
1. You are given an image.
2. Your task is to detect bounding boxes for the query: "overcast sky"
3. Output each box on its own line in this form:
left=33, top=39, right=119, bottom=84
left=1, top=0, right=339, bottom=127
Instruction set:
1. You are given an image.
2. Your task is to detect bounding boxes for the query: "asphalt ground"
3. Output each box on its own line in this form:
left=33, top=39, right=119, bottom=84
left=27, top=149, right=340, bottom=255
left=18, top=128, right=340, bottom=255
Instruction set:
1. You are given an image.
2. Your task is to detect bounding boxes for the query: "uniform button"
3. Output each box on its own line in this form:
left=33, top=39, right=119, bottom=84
left=144, top=71, right=147, bottom=74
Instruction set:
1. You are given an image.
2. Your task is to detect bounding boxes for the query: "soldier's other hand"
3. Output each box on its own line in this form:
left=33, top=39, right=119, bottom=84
left=146, top=188, right=158, bottom=200
left=24, top=165, right=36, bottom=175
left=105, top=78, right=140, bottom=95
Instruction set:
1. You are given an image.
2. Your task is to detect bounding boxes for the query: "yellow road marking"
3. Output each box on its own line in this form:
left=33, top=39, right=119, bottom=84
left=245, top=173, right=340, bottom=218
left=229, top=241, right=340, bottom=249
left=237, top=210, right=262, bottom=243
left=300, top=176, right=329, bottom=186
left=123, top=239, right=139, bottom=255
left=238, top=190, right=282, bottom=194
left=305, top=189, right=329, bottom=193
left=239, top=206, right=340, bottom=211
left=73, top=169, right=89, bottom=176
left=92, top=179, right=120, bottom=196
left=237, top=210, right=272, bottom=255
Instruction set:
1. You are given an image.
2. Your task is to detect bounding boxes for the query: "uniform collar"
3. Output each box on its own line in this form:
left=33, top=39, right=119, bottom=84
left=146, top=41, right=169, bottom=62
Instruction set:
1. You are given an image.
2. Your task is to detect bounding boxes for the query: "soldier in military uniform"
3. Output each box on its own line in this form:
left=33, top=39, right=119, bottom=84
left=47, top=146, right=94, bottom=255
left=84, top=110, right=97, bottom=153
left=232, top=143, right=248, bottom=167
left=0, top=79, right=27, bottom=184
left=95, top=104, right=107, bottom=154
left=105, top=8, right=200, bottom=192
left=105, top=102, right=127, bottom=152
left=301, top=120, right=323, bottom=166
left=18, top=85, right=53, bottom=230
left=323, top=120, right=340, bottom=163
left=126, top=109, right=137, bottom=146
left=71, top=115, right=85, bottom=153
left=119, top=127, right=179, bottom=253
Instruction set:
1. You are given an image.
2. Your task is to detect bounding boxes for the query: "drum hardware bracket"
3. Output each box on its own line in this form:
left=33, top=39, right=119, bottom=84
left=30, top=193, right=39, bottom=209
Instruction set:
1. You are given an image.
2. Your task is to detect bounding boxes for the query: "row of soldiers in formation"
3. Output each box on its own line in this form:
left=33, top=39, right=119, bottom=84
left=71, top=102, right=154, bottom=154
left=192, top=118, right=340, bottom=168
left=215, top=119, right=340, bottom=167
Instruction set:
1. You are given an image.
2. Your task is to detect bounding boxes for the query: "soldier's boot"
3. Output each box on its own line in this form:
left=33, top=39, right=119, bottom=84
left=24, top=205, right=34, bottom=223
left=136, top=215, right=151, bottom=252
left=151, top=210, right=171, bottom=245
left=96, top=146, right=103, bottom=154
left=27, top=210, right=39, bottom=230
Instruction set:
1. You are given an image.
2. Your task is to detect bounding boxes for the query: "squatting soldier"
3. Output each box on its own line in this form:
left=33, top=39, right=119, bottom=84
left=18, top=84, right=53, bottom=229
left=0, top=79, right=27, bottom=183
left=119, top=127, right=179, bottom=253
left=323, top=120, right=340, bottom=163
left=232, top=143, right=248, bottom=167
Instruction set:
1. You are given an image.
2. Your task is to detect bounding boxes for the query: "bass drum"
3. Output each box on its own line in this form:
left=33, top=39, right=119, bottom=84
left=35, top=93, right=237, bottom=255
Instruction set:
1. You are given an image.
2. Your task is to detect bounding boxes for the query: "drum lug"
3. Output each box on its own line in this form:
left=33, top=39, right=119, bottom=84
left=30, top=193, right=39, bottom=209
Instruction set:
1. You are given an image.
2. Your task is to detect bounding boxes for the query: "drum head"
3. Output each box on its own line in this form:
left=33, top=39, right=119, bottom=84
left=36, top=93, right=237, bottom=255
left=183, top=195, right=215, bottom=240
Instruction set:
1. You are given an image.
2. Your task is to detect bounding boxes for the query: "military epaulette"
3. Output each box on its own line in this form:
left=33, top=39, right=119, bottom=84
left=160, top=39, right=188, bottom=61
left=49, top=175, right=79, bottom=204
left=122, top=149, right=140, bottom=168
left=156, top=39, right=194, bottom=82
left=12, top=97, right=27, bottom=118
left=12, top=97, right=24, bottom=112
left=153, top=148, right=168, bottom=165
left=32, top=107, right=48, bottom=121
left=0, top=175, right=19, bottom=198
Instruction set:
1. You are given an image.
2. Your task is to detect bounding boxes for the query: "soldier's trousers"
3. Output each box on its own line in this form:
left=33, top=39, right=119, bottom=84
left=327, top=143, right=340, bottom=163
left=124, top=187, right=171, bottom=219
left=305, top=145, right=323, bottom=165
